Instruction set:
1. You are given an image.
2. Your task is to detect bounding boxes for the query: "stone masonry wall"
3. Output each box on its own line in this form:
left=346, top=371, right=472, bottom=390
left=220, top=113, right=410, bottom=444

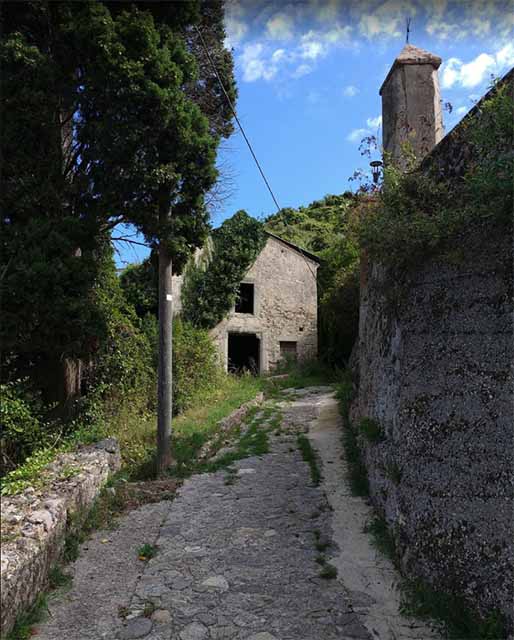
left=1, top=439, right=121, bottom=636
left=354, top=223, right=513, bottom=625
left=210, top=235, right=319, bottom=372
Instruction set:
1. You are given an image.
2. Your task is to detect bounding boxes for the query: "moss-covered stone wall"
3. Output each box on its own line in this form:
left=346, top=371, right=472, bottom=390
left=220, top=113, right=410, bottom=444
left=354, top=222, right=513, bottom=626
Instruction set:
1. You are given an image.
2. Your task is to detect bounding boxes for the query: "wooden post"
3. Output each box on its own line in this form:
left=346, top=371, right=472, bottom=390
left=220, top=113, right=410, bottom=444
left=156, top=214, right=173, bottom=475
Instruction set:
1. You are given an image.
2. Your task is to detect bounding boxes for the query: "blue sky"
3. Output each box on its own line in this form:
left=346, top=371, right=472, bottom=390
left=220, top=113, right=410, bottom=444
left=115, top=0, right=514, bottom=266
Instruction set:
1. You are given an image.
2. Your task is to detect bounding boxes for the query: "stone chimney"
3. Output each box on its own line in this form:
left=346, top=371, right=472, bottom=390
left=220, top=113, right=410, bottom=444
left=380, top=44, right=444, bottom=168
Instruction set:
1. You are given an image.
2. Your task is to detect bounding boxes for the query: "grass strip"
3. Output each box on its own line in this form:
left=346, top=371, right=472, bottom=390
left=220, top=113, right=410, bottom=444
left=297, top=434, right=321, bottom=485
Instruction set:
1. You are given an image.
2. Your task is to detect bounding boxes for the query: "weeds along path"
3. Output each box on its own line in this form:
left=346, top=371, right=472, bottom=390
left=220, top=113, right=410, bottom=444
left=308, top=393, right=440, bottom=640
left=34, top=387, right=378, bottom=640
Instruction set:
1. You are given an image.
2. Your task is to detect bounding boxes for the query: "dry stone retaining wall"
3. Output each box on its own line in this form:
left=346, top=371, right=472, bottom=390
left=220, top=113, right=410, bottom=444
left=354, top=224, right=513, bottom=627
left=1, top=439, right=121, bottom=636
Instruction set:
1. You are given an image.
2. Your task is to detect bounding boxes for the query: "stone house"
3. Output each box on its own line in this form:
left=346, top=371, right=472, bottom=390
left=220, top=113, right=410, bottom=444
left=210, top=232, right=319, bottom=373
left=174, top=232, right=319, bottom=374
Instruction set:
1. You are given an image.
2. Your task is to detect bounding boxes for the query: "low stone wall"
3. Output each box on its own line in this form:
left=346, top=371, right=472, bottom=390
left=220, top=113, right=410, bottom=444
left=1, top=439, right=121, bottom=636
left=198, top=392, right=264, bottom=461
left=218, top=392, right=264, bottom=431
left=353, top=224, right=513, bottom=627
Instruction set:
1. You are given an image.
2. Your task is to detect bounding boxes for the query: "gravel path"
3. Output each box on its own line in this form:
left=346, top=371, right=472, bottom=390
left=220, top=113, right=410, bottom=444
left=34, top=386, right=437, bottom=640
left=307, top=393, right=439, bottom=640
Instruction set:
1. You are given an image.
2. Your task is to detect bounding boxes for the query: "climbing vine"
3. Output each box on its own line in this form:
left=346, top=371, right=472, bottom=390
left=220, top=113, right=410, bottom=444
left=181, top=210, right=266, bottom=329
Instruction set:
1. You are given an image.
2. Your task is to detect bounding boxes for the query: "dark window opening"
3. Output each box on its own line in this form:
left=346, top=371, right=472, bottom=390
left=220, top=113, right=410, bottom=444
left=280, top=341, right=297, bottom=363
left=235, top=283, right=254, bottom=314
left=228, top=333, right=260, bottom=374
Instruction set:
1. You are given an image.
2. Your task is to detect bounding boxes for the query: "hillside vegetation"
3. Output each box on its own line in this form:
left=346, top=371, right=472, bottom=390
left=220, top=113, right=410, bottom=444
left=265, top=193, right=360, bottom=365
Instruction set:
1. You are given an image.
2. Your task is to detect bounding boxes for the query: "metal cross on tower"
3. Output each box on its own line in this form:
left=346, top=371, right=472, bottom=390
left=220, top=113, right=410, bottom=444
left=406, top=17, right=411, bottom=44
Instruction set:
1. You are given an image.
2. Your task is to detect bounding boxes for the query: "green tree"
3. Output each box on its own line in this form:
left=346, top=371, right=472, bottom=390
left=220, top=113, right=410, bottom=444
left=1, top=2, right=111, bottom=405
left=120, top=255, right=159, bottom=320
left=70, top=2, right=235, bottom=472
left=1, top=1, right=236, bottom=473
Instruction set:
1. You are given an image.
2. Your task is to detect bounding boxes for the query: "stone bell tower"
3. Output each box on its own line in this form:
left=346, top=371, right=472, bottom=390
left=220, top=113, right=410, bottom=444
left=380, top=44, right=444, bottom=168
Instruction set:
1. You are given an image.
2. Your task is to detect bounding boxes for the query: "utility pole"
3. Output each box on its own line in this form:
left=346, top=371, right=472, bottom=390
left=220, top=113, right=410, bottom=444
left=156, top=194, right=173, bottom=475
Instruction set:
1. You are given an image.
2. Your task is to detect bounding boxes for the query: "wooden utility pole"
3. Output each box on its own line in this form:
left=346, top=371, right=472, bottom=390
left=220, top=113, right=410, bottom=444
left=156, top=197, right=173, bottom=475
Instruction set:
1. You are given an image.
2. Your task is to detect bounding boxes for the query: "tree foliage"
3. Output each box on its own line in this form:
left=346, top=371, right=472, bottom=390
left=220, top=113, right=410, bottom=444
left=358, top=78, right=513, bottom=269
left=1, top=1, right=236, bottom=474
left=120, top=255, right=159, bottom=319
left=61, top=1, right=220, bottom=267
left=265, top=195, right=361, bottom=364
left=1, top=2, right=109, bottom=400
left=1, top=1, right=235, bottom=401
left=181, top=211, right=266, bottom=329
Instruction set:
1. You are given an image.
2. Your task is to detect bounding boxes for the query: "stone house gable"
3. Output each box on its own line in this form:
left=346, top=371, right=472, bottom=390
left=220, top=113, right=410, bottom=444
left=208, top=233, right=319, bottom=373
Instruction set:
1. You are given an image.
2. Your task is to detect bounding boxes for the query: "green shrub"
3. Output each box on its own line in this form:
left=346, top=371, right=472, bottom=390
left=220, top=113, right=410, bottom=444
left=89, top=266, right=155, bottom=403
left=364, top=515, right=397, bottom=562
left=297, top=434, right=321, bottom=485
left=400, top=579, right=509, bottom=639
left=172, top=318, right=222, bottom=414
left=336, top=371, right=370, bottom=497
left=358, top=80, right=513, bottom=269
left=1, top=446, right=63, bottom=495
left=359, top=417, right=384, bottom=443
left=0, top=381, right=46, bottom=474
left=119, top=257, right=158, bottom=319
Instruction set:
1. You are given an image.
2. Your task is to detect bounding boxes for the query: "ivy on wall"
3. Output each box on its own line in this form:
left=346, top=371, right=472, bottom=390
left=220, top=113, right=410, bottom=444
left=181, top=210, right=266, bottom=329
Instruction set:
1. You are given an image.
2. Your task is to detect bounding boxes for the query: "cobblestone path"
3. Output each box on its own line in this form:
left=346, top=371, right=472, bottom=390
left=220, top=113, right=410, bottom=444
left=35, top=387, right=436, bottom=640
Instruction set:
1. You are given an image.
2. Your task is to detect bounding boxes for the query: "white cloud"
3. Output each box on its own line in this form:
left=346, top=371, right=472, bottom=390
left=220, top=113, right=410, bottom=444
left=366, top=115, right=382, bottom=129
left=225, top=18, right=247, bottom=46
left=346, top=127, right=370, bottom=143
left=292, top=63, right=313, bottom=78
left=459, top=53, right=496, bottom=87
left=424, top=1, right=510, bottom=41
left=314, top=0, right=339, bottom=23
left=359, top=0, right=416, bottom=39
left=342, top=85, right=359, bottom=97
left=441, top=57, right=463, bottom=89
left=470, top=16, right=491, bottom=37
left=271, top=49, right=287, bottom=63
left=298, top=26, right=352, bottom=61
left=456, top=106, right=468, bottom=117
left=224, top=1, right=248, bottom=47
left=300, top=36, right=326, bottom=60
left=266, top=12, right=294, bottom=40
left=441, top=45, right=513, bottom=89
left=240, top=43, right=278, bottom=82
left=496, top=42, right=514, bottom=67
left=323, top=24, right=353, bottom=44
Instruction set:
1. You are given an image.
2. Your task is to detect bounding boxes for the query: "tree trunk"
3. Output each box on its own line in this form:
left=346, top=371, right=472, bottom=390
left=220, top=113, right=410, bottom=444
left=156, top=233, right=173, bottom=475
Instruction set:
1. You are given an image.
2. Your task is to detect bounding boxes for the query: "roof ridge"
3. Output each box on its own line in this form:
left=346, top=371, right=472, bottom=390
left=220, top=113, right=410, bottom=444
left=264, top=231, right=321, bottom=264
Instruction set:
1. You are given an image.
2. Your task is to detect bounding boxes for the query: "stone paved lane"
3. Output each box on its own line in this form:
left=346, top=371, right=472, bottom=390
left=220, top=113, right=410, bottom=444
left=122, top=387, right=371, bottom=640
left=35, top=387, right=372, bottom=640
left=34, top=501, right=170, bottom=640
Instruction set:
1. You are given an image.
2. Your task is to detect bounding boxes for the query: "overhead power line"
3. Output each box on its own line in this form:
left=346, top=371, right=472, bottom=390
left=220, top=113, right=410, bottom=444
left=194, top=25, right=318, bottom=280
left=194, top=25, right=281, bottom=214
